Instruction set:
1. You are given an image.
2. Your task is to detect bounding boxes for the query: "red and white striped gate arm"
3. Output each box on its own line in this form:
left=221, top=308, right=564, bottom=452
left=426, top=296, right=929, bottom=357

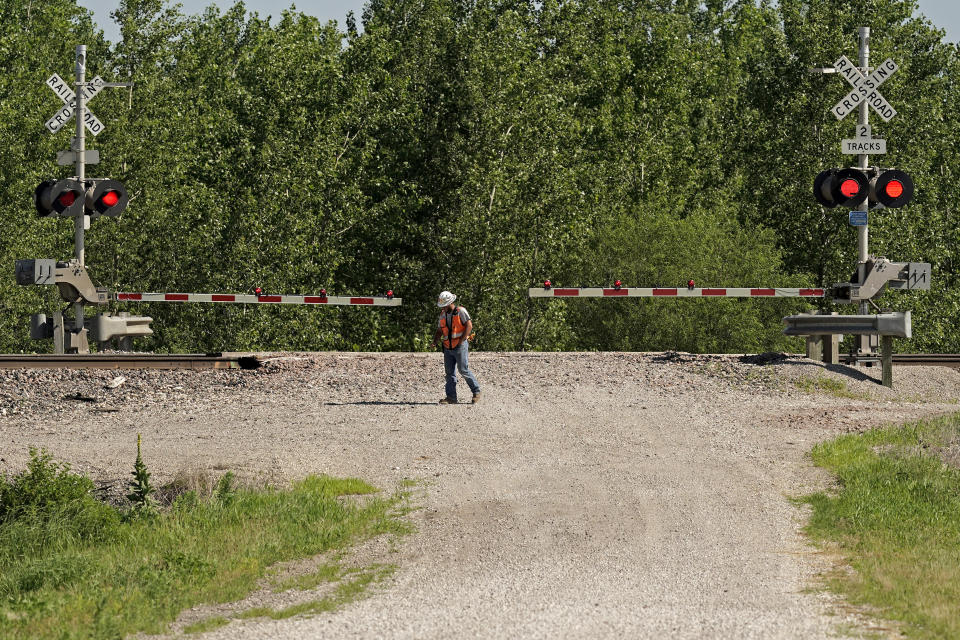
left=114, top=292, right=401, bottom=306
left=528, top=287, right=824, bottom=298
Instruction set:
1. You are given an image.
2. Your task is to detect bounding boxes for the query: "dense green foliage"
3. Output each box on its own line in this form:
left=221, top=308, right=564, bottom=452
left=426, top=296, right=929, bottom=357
left=0, top=449, right=408, bottom=638
left=803, top=414, right=960, bottom=638
left=1, top=0, right=956, bottom=353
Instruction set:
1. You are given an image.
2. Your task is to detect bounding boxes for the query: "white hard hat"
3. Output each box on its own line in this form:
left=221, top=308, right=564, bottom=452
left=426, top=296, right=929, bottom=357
left=437, top=291, right=456, bottom=307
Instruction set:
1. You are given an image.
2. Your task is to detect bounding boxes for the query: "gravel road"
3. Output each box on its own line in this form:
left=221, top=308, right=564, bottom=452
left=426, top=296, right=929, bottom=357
left=3, top=351, right=959, bottom=639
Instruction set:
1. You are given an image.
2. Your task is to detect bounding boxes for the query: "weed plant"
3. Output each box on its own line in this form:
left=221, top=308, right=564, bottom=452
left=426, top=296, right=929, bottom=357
left=126, top=433, right=157, bottom=518
left=0, top=449, right=410, bottom=639
left=802, top=413, right=960, bottom=638
left=793, top=375, right=864, bottom=399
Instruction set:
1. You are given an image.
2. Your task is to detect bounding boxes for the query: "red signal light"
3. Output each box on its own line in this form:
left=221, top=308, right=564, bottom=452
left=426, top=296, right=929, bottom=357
left=544, top=280, right=552, bottom=289
left=687, top=279, right=695, bottom=289
left=884, top=180, right=904, bottom=199
left=254, top=287, right=262, bottom=296
left=871, top=170, right=914, bottom=208
left=386, top=290, right=394, bottom=299
left=84, top=179, right=128, bottom=217
left=614, top=280, right=622, bottom=290
left=827, top=168, right=869, bottom=207
left=840, top=179, right=861, bottom=198
left=36, top=179, right=85, bottom=217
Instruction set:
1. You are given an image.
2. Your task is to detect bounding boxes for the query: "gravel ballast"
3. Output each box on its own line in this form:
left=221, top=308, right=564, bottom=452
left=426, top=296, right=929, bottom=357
left=2, top=351, right=958, bottom=639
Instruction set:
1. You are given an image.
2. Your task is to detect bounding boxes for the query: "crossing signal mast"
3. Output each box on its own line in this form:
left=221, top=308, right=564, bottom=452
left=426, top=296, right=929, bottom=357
left=529, top=29, right=929, bottom=388
left=18, top=45, right=400, bottom=355
left=20, top=45, right=137, bottom=354
left=808, top=26, right=929, bottom=373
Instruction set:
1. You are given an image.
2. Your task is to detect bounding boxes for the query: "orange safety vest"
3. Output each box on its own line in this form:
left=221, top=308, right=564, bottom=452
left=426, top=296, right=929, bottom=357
left=440, top=308, right=466, bottom=349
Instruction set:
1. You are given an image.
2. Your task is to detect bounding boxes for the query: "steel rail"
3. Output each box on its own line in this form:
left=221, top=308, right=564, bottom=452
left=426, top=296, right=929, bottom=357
left=1, top=352, right=957, bottom=370
left=0, top=353, right=260, bottom=370
left=891, top=354, right=960, bottom=369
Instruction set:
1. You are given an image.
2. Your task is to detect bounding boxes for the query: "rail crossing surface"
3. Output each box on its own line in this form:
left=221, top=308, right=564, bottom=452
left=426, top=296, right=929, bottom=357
left=4, top=352, right=959, bottom=638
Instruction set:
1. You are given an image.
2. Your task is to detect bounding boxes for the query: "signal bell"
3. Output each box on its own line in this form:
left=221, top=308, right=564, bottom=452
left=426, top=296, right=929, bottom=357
left=813, top=168, right=913, bottom=209
left=85, top=179, right=129, bottom=218
left=35, top=178, right=85, bottom=218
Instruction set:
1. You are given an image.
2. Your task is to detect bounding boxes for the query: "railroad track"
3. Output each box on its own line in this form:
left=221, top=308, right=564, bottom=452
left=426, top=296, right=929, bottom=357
left=0, top=353, right=261, bottom=370
left=0, top=352, right=956, bottom=371
left=891, top=354, right=960, bottom=369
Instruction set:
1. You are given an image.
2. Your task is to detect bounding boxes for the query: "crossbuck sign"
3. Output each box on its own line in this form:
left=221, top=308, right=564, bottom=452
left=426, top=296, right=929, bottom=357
left=44, top=73, right=106, bottom=135
left=831, top=56, right=898, bottom=122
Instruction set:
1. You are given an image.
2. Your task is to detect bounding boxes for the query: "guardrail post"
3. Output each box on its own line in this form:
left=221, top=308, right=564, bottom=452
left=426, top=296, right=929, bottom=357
left=805, top=335, right=824, bottom=361
left=804, top=312, right=840, bottom=364
left=881, top=335, right=893, bottom=387
left=824, top=333, right=840, bottom=364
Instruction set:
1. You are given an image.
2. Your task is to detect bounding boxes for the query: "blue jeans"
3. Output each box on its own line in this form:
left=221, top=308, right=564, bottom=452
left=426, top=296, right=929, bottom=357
left=444, top=341, right=480, bottom=400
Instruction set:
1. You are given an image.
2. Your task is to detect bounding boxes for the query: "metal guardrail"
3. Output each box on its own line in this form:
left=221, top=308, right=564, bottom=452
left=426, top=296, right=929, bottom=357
left=783, top=311, right=911, bottom=339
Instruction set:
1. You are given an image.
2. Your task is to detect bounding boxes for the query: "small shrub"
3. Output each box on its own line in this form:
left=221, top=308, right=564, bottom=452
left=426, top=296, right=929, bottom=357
left=0, top=448, right=100, bottom=522
left=172, top=490, right=201, bottom=512
left=214, top=471, right=237, bottom=506
left=0, top=450, right=121, bottom=580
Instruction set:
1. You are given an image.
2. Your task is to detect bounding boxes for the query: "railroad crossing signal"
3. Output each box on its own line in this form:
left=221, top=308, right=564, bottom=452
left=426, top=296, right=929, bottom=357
left=34, top=178, right=129, bottom=218
left=813, top=168, right=914, bottom=209
left=44, top=73, right=106, bottom=136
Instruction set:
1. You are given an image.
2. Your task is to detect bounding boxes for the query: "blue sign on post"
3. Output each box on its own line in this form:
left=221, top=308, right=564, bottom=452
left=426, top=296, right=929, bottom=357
left=849, top=210, right=868, bottom=226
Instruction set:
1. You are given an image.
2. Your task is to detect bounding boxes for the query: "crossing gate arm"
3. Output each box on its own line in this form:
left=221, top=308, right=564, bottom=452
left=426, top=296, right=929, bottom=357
left=528, top=287, right=824, bottom=298
left=114, top=292, right=402, bottom=306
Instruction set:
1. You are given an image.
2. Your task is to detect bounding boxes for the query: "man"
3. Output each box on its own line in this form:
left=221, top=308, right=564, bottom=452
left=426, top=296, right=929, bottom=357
left=429, top=291, right=481, bottom=404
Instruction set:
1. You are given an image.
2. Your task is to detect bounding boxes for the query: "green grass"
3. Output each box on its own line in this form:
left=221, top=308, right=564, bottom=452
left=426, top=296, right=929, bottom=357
left=0, top=451, right=412, bottom=639
left=270, top=561, right=342, bottom=592
left=794, top=375, right=865, bottom=399
left=801, top=413, right=960, bottom=638
left=183, top=616, right=231, bottom=634
left=239, top=564, right=396, bottom=620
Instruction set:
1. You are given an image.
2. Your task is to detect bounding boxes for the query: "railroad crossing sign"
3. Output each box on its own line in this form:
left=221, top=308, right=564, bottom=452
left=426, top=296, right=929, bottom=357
left=831, top=56, right=898, bottom=122
left=44, top=73, right=106, bottom=135
left=841, top=124, right=886, bottom=155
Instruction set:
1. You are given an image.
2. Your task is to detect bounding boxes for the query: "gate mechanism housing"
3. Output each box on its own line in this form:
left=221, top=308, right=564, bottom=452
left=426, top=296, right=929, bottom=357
left=15, top=258, right=109, bottom=304
left=831, top=257, right=930, bottom=304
